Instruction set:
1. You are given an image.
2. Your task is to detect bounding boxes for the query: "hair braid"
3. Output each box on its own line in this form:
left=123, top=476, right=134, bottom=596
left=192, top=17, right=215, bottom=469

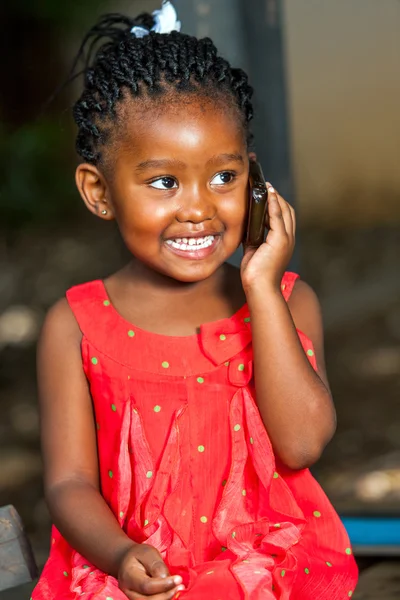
left=71, top=14, right=254, bottom=164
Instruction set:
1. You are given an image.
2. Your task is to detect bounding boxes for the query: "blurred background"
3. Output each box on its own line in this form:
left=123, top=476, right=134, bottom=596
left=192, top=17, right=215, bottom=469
left=0, top=0, right=399, bottom=577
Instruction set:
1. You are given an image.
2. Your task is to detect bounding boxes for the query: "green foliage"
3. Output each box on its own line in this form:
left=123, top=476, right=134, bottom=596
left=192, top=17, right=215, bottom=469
left=0, top=119, right=78, bottom=228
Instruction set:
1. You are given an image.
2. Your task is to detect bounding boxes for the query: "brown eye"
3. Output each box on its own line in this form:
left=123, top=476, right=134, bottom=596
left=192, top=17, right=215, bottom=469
left=149, top=177, right=177, bottom=190
left=210, top=171, right=235, bottom=185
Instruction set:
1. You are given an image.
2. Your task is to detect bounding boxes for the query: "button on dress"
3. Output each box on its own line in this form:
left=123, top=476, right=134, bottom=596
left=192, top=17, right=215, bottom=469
left=32, top=272, right=358, bottom=599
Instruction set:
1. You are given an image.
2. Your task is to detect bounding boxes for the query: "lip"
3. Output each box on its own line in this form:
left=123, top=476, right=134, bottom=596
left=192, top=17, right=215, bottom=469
left=164, top=234, right=221, bottom=260
left=164, top=230, right=222, bottom=241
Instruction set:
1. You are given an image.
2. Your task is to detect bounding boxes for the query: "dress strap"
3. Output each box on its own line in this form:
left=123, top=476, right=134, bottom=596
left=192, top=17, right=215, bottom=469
left=66, top=280, right=107, bottom=338
left=281, top=272, right=300, bottom=302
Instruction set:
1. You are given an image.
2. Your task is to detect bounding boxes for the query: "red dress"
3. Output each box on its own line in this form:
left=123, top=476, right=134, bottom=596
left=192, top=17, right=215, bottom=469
left=33, top=272, right=358, bottom=599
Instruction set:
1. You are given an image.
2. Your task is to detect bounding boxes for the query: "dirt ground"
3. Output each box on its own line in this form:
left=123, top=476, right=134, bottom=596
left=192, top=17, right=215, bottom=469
left=0, top=223, right=399, bottom=569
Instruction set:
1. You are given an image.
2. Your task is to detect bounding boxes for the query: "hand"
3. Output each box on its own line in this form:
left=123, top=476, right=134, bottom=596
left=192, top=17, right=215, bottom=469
left=118, top=543, right=185, bottom=599
left=241, top=184, right=295, bottom=293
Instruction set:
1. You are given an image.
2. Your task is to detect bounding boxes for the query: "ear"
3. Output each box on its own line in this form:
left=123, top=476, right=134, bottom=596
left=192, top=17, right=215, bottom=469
left=75, top=163, right=114, bottom=220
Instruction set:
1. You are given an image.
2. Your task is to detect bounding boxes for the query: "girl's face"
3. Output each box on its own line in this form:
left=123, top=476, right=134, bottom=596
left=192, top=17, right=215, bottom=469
left=87, top=98, right=249, bottom=283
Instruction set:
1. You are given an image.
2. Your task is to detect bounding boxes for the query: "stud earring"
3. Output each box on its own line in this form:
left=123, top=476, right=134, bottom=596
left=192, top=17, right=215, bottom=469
left=101, top=209, right=107, bottom=215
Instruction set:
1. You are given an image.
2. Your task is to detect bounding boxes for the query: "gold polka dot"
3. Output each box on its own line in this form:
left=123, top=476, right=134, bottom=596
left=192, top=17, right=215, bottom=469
left=221, top=546, right=227, bottom=552
left=274, top=523, right=281, bottom=528
left=232, top=531, right=236, bottom=538
left=197, top=377, right=204, bottom=384
left=307, top=349, right=314, bottom=357
left=242, top=559, right=249, bottom=563
left=128, top=330, right=135, bottom=337
left=219, top=334, right=226, bottom=341
left=348, top=592, right=353, bottom=598
left=238, top=363, right=245, bottom=371
left=154, top=405, right=161, bottom=412
left=280, top=570, right=286, bottom=577
left=111, top=404, right=116, bottom=412
left=273, top=472, right=279, bottom=479
left=83, top=565, right=89, bottom=569
left=63, top=571, right=68, bottom=577
left=281, top=284, right=286, bottom=291
left=345, top=547, right=352, bottom=555
left=242, top=489, right=246, bottom=496
left=254, top=570, right=261, bottom=574
left=250, top=437, right=254, bottom=444
left=326, top=562, right=332, bottom=567
left=108, top=470, right=113, bottom=478
left=119, top=511, right=124, bottom=518
left=222, top=479, right=227, bottom=486
left=91, top=357, right=98, bottom=365
left=198, top=445, right=205, bottom=453
left=224, top=361, right=230, bottom=366
left=234, top=424, right=241, bottom=431
left=103, top=300, right=110, bottom=306
left=146, top=470, right=153, bottom=478
left=206, top=571, right=214, bottom=575
left=305, top=568, right=310, bottom=574
left=200, top=516, right=208, bottom=523
left=162, top=361, right=169, bottom=369
left=244, top=317, right=251, bottom=323
left=144, top=519, right=149, bottom=526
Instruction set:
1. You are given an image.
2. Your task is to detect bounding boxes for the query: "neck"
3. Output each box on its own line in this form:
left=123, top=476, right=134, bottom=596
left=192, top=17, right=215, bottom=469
left=120, top=258, right=230, bottom=304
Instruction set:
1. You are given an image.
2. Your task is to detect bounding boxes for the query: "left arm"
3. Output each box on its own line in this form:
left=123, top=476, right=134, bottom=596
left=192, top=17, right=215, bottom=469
left=247, top=280, right=336, bottom=471
left=241, top=181, right=336, bottom=470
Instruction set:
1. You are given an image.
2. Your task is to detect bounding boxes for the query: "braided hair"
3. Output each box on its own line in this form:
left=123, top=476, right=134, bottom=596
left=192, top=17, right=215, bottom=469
left=71, top=12, right=254, bottom=166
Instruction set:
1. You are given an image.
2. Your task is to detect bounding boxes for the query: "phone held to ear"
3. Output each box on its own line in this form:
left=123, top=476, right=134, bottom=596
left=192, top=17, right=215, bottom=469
left=244, top=160, right=268, bottom=249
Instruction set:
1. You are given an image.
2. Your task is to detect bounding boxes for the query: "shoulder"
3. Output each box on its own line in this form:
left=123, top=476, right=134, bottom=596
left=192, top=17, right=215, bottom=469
left=288, top=279, right=321, bottom=313
left=287, top=278, right=324, bottom=337
left=38, top=297, right=82, bottom=353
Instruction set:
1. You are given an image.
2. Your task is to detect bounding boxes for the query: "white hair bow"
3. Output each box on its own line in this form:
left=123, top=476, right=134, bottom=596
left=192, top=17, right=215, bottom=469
left=131, top=1, right=181, bottom=38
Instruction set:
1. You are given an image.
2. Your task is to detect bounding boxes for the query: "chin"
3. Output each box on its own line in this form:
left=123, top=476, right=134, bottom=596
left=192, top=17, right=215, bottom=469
left=158, top=259, right=224, bottom=284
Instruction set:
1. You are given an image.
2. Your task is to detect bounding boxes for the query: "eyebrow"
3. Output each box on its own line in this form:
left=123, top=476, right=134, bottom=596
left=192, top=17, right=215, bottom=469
left=135, top=159, right=187, bottom=173
left=206, top=153, right=244, bottom=167
left=135, top=153, right=244, bottom=173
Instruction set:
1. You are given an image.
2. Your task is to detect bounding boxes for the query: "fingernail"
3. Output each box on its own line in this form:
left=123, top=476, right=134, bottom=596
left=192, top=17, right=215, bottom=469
left=268, top=186, right=275, bottom=193
left=176, top=584, right=185, bottom=591
left=173, top=575, right=183, bottom=585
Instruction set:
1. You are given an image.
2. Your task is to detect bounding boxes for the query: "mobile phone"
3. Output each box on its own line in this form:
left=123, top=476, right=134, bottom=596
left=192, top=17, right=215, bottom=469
left=244, top=160, right=268, bottom=248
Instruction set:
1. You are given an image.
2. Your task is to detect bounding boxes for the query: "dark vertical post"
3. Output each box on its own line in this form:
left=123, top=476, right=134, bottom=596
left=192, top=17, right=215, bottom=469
left=242, top=0, right=293, bottom=202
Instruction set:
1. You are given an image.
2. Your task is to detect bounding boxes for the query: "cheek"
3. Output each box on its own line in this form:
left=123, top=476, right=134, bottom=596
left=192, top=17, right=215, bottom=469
left=114, top=197, right=173, bottom=238
left=219, top=186, right=248, bottom=227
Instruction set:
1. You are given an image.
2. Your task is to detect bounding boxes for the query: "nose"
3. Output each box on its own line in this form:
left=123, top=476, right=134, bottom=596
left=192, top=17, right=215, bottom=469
left=176, top=185, right=215, bottom=224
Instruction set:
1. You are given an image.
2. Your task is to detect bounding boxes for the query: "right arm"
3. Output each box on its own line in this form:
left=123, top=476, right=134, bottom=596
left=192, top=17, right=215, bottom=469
left=38, top=299, right=183, bottom=598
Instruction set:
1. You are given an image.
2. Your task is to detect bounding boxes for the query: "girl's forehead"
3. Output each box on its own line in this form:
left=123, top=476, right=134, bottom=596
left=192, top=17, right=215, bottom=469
left=117, top=95, right=246, bottom=159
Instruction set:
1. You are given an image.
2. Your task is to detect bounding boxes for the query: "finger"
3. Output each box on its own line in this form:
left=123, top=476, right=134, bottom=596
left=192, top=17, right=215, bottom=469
left=138, top=545, right=172, bottom=579
left=127, top=585, right=185, bottom=600
left=288, top=203, right=296, bottom=237
left=123, top=566, right=182, bottom=596
left=275, top=193, right=293, bottom=238
left=275, top=192, right=295, bottom=238
left=266, top=184, right=286, bottom=235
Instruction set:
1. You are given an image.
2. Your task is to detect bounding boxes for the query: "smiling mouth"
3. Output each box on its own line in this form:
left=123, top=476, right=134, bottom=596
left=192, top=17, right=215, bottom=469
left=165, top=235, right=216, bottom=251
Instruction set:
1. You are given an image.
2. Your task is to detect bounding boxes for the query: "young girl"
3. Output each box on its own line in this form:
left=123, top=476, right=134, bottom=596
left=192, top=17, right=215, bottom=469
left=33, top=3, right=358, bottom=598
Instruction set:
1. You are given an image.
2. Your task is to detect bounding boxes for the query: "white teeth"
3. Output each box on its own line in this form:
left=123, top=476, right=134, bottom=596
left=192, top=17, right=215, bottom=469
left=166, top=235, right=216, bottom=252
